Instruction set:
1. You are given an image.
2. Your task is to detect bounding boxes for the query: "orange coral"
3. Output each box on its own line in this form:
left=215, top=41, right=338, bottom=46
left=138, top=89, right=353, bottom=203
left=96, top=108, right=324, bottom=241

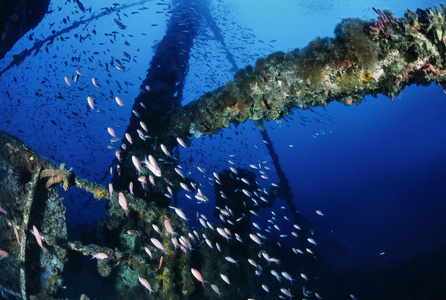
left=94, top=188, right=107, bottom=199
left=362, top=71, right=372, bottom=81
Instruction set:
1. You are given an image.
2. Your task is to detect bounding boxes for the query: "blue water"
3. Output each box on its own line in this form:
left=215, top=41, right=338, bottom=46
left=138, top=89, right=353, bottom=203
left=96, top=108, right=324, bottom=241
left=1, top=0, right=446, bottom=299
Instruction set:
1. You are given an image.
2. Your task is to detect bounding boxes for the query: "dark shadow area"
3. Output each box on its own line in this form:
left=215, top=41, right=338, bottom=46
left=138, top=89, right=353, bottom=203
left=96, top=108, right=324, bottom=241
left=61, top=250, right=115, bottom=299
left=317, top=245, right=446, bottom=299
left=0, top=0, right=50, bottom=60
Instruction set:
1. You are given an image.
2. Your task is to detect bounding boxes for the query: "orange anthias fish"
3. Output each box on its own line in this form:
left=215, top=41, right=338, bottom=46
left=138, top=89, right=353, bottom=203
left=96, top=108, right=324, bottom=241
left=138, top=277, right=153, bottom=294
left=64, top=76, right=71, bottom=87
left=118, top=192, right=129, bottom=214
left=150, top=238, right=165, bottom=252
left=177, top=137, right=187, bottom=148
left=191, top=268, right=206, bottom=286
left=0, top=249, right=9, bottom=259
left=164, top=219, right=175, bottom=236
left=87, top=96, right=94, bottom=109
left=144, top=247, right=153, bottom=260
left=13, top=225, right=21, bottom=247
left=91, top=253, right=109, bottom=260
left=32, top=225, right=45, bottom=250
left=158, top=256, right=164, bottom=270
left=115, top=96, right=124, bottom=106
left=126, top=229, right=140, bottom=236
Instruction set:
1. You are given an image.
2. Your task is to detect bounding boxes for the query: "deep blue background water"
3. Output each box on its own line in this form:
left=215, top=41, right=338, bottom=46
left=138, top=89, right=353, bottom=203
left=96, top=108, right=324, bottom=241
left=1, top=0, right=446, bottom=298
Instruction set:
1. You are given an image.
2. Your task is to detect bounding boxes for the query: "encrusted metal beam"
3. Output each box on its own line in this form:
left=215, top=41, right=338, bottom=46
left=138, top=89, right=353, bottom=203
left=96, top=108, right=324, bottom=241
left=113, top=5, right=446, bottom=205
left=164, top=5, right=446, bottom=139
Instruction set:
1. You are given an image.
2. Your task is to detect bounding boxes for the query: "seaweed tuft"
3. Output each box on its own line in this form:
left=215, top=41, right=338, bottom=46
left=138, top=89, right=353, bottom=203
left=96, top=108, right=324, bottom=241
left=334, top=18, right=381, bottom=69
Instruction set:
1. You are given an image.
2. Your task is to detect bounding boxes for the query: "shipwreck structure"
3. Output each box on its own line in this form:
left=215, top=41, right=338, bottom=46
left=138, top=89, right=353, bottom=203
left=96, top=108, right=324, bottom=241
left=115, top=3, right=446, bottom=214
left=0, top=3, right=446, bottom=299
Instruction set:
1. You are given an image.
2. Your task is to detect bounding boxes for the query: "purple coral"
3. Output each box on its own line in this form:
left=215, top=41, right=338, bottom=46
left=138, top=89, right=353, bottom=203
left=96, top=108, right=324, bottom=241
left=369, top=7, right=396, bottom=40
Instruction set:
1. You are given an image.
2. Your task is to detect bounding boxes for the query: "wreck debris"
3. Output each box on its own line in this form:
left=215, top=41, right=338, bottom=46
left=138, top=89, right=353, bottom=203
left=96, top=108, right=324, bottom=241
left=112, top=5, right=446, bottom=205
left=0, top=130, right=67, bottom=299
left=0, top=4, right=445, bottom=300
left=163, top=5, right=446, bottom=139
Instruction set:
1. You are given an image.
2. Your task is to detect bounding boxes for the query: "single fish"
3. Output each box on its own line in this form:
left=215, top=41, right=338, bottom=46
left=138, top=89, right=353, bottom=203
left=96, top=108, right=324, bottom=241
left=160, top=144, right=171, bottom=157
left=152, top=224, right=161, bottom=234
left=224, top=256, right=238, bottom=265
left=91, top=253, right=108, bottom=260
left=13, top=225, right=21, bottom=246
left=107, top=127, right=116, bottom=137
left=281, top=272, right=294, bottom=283
left=132, top=155, right=141, bottom=175
left=144, top=247, right=153, bottom=260
left=271, top=270, right=281, bottom=281
left=220, top=274, right=231, bottom=285
left=108, top=183, right=113, bottom=199
left=280, top=288, right=293, bottom=299
left=175, top=167, right=185, bottom=179
left=126, top=133, right=133, bottom=144
left=248, top=259, right=257, bottom=267
left=64, top=76, right=71, bottom=87
left=171, top=237, right=179, bottom=249
left=149, top=175, right=155, bottom=186
left=118, top=192, right=129, bottom=213
left=180, top=182, right=190, bottom=192
left=140, top=121, right=148, bottom=132
left=115, top=96, right=124, bottom=106
left=32, top=225, right=45, bottom=250
left=127, top=229, right=140, bottom=236
left=307, top=238, right=317, bottom=245
left=242, top=189, right=252, bottom=197
left=164, top=219, right=175, bottom=235
left=151, top=238, right=165, bottom=252
left=170, top=206, right=188, bottom=222
left=176, top=137, right=187, bottom=148
left=87, top=96, right=94, bottom=109
left=158, top=255, right=164, bottom=270
left=0, top=249, right=9, bottom=259
left=191, top=268, right=206, bottom=286
left=211, top=284, right=222, bottom=297
left=138, top=277, right=153, bottom=294
left=249, top=234, right=262, bottom=246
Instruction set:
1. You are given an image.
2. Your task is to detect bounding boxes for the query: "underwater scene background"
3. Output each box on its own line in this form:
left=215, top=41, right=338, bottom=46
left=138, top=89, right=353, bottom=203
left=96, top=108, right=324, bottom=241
left=0, top=0, right=446, bottom=299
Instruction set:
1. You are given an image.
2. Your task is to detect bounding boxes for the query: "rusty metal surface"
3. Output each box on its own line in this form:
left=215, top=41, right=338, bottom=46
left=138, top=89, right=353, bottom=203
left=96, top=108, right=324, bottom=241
left=0, top=131, right=67, bottom=299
